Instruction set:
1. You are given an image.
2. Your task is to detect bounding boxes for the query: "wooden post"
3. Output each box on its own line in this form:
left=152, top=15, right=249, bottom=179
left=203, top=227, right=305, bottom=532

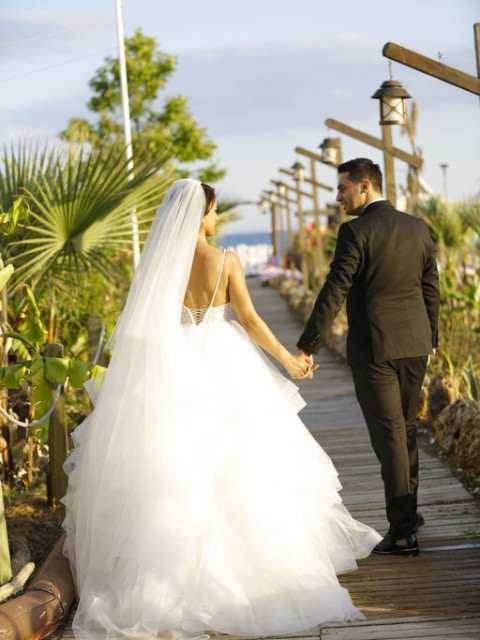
left=270, top=200, right=278, bottom=258
left=45, top=343, right=67, bottom=507
left=283, top=193, right=293, bottom=252
left=88, top=314, right=105, bottom=366
left=295, top=182, right=309, bottom=290
left=275, top=200, right=286, bottom=265
left=382, top=125, right=396, bottom=206
left=475, top=23, right=480, bottom=107
left=0, top=483, right=12, bottom=585
left=0, top=252, right=12, bottom=584
left=309, top=158, right=325, bottom=280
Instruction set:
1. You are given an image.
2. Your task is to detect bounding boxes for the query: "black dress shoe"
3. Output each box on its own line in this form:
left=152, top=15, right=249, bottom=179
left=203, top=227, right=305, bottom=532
left=414, top=511, right=425, bottom=531
left=373, top=531, right=419, bottom=556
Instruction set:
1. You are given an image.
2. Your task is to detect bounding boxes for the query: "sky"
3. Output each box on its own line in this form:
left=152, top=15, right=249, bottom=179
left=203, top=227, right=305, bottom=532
left=1, top=0, right=479, bottom=233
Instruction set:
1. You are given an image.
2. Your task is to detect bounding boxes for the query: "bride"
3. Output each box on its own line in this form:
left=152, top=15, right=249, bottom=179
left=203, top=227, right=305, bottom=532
left=62, top=179, right=381, bottom=640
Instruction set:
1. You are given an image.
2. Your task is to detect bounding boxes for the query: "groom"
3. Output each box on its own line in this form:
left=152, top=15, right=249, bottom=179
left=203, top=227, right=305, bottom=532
left=297, top=158, right=439, bottom=556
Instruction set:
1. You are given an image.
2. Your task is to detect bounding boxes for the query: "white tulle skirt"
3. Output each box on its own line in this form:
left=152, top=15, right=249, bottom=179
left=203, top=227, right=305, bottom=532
left=62, top=312, right=381, bottom=639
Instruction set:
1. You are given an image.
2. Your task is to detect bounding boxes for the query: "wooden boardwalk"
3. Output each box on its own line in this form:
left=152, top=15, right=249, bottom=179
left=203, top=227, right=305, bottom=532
left=58, top=279, right=480, bottom=640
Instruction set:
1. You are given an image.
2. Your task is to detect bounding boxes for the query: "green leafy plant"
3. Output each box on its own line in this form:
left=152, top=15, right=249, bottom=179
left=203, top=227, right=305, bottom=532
left=61, top=28, right=226, bottom=183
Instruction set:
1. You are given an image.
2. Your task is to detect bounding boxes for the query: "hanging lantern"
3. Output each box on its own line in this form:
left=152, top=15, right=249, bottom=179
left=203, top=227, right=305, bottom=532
left=274, top=180, right=287, bottom=197
left=319, top=137, right=342, bottom=166
left=259, top=197, right=269, bottom=213
left=291, top=161, right=305, bottom=182
left=371, top=79, right=411, bottom=125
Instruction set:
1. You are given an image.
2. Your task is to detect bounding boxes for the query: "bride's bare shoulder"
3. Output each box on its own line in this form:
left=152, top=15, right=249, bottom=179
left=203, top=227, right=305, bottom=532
left=224, top=249, right=242, bottom=268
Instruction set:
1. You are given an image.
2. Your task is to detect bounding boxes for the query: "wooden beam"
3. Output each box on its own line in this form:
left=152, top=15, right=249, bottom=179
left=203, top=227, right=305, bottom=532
left=294, top=148, right=334, bottom=191
left=475, top=24, right=480, bottom=107
left=476, top=24, right=480, bottom=75
left=324, top=118, right=423, bottom=169
left=383, top=41, right=480, bottom=96
left=278, top=170, right=315, bottom=199
left=279, top=167, right=333, bottom=192
left=269, top=180, right=295, bottom=203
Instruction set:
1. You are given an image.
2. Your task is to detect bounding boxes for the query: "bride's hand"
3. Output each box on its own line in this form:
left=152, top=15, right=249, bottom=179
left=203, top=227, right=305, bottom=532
left=284, top=352, right=318, bottom=379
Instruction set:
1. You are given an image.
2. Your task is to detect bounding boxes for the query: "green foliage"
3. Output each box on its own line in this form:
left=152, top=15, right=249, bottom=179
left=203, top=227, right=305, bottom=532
left=414, top=197, right=469, bottom=271
left=61, top=28, right=225, bottom=182
left=0, top=196, right=30, bottom=236
left=0, top=144, right=50, bottom=215
left=414, top=197, right=480, bottom=380
left=0, top=349, right=106, bottom=441
left=461, top=359, right=480, bottom=402
left=3, top=142, right=168, bottom=290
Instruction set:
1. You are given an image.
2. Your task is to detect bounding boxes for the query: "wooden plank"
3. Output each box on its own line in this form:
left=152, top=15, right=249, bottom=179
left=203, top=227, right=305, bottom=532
left=383, top=41, right=480, bottom=96
left=58, top=279, right=480, bottom=639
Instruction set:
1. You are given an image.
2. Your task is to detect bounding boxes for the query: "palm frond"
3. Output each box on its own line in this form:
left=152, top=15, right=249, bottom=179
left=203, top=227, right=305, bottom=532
left=3, top=141, right=169, bottom=289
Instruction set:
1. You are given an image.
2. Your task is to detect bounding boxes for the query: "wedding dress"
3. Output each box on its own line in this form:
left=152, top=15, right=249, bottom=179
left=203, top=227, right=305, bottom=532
left=62, top=179, right=381, bottom=640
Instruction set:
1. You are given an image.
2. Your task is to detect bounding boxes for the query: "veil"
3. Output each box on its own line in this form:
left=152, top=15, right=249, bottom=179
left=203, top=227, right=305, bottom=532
left=63, top=179, right=208, bottom=591
left=107, top=177, right=206, bottom=349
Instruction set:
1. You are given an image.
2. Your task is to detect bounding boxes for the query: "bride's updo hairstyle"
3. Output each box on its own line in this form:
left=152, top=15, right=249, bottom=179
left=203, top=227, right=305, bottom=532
left=201, top=183, right=216, bottom=215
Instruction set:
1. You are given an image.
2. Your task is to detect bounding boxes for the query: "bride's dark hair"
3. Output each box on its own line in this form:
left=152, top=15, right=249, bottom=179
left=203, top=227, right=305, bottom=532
left=201, top=183, right=216, bottom=215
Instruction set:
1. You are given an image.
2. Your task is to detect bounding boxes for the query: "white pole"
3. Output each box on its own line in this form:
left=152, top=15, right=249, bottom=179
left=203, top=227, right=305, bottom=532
left=115, top=0, right=140, bottom=268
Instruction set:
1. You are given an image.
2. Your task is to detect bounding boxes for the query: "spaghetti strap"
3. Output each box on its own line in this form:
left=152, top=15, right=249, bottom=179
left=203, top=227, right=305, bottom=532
left=208, top=249, right=227, bottom=309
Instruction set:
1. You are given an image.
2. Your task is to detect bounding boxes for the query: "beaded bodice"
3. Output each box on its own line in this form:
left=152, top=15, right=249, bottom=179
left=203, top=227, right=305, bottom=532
left=181, top=302, right=232, bottom=325
left=181, top=249, right=229, bottom=326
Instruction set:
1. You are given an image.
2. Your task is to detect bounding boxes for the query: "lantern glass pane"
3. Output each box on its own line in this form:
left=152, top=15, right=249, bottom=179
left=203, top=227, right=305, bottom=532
left=323, top=146, right=338, bottom=165
left=380, top=96, right=406, bottom=124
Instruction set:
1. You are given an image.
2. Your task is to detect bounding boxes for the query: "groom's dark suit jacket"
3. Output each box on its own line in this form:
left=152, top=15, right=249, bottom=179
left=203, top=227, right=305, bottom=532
left=297, top=200, right=439, bottom=365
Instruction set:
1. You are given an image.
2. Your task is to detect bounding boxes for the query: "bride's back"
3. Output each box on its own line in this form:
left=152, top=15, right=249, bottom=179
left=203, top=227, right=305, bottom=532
left=183, top=245, right=230, bottom=309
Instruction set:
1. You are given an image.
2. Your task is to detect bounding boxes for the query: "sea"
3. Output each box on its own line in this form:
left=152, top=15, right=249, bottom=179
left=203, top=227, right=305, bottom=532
left=216, top=231, right=283, bottom=276
left=216, top=231, right=274, bottom=249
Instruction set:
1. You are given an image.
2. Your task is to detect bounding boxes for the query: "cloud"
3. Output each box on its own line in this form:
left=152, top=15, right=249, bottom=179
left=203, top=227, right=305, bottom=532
left=0, top=11, right=113, bottom=60
left=165, top=39, right=377, bottom=137
left=164, top=36, right=475, bottom=142
left=0, top=95, right=90, bottom=142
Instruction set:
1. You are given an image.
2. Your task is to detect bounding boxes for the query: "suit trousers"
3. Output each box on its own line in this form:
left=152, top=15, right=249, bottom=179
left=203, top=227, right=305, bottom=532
left=351, top=356, right=428, bottom=538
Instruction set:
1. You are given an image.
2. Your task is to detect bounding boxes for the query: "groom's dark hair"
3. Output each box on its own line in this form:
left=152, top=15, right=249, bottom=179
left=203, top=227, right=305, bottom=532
left=338, top=158, right=383, bottom=194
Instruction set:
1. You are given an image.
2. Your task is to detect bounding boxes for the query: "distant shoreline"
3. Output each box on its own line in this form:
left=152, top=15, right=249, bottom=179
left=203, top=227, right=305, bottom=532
left=217, top=231, right=288, bottom=248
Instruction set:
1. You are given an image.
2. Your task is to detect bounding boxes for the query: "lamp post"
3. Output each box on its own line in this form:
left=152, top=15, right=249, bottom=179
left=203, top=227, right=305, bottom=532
left=273, top=181, right=289, bottom=260
left=266, top=191, right=279, bottom=258
left=371, top=76, right=412, bottom=206
left=307, top=157, right=326, bottom=280
left=259, top=192, right=279, bottom=258
left=291, top=162, right=310, bottom=290
left=115, top=0, right=140, bottom=268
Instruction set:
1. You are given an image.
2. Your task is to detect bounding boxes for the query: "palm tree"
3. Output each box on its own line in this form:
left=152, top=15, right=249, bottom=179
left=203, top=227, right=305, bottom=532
left=414, top=197, right=469, bottom=273
left=459, top=201, right=480, bottom=240
left=0, top=141, right=169, bottom=340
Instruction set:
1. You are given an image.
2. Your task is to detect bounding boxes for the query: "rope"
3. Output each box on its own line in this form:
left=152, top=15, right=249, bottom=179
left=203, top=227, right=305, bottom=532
left=92, top=324, right=107, bottom=366
left=0, top=324, right=107, bottom=429
left=0, top=385, right=61, bottom=428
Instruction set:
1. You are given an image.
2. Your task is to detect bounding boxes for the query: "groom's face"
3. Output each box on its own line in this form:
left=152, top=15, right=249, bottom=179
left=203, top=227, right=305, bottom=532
left=336, top=172, right=366, bottom=217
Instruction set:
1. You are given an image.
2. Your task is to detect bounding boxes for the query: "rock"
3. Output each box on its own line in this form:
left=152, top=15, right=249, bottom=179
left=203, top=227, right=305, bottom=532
left=427, top=371, right=459, bottom=423
left=454, top=401, right=480, bottom=474
left=433, top=398, right=478, bottom=455
left=417, top=376, right=430, bottom=422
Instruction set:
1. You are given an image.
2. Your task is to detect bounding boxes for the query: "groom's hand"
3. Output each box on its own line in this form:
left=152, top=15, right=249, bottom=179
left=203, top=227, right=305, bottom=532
left=298, top=350, right=318, bottom=379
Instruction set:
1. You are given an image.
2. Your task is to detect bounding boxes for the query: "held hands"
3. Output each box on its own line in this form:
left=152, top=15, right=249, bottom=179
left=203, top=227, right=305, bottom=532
left=285, top=350, right=318, bottom=380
